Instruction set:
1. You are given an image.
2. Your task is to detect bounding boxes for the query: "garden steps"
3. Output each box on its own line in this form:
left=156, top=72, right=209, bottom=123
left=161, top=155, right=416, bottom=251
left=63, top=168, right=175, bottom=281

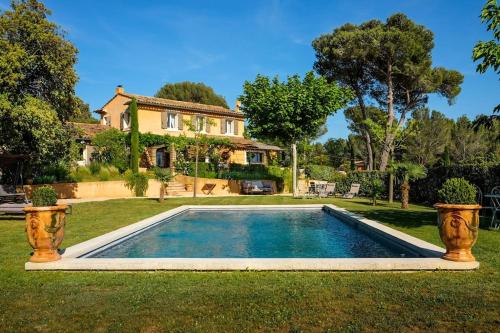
left=165, top=181, right=192, bottom=196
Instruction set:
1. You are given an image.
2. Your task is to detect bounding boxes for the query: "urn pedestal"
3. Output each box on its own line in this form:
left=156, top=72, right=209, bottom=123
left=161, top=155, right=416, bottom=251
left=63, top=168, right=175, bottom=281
left=24, top=205, right=68, bottom=263
left=434, top=203, right=480, bottom=262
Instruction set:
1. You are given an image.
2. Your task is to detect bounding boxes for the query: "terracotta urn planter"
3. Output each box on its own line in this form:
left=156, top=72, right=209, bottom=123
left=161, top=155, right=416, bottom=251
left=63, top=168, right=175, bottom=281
left=434, top=203, right=480, bottom=262
left=24, top=204, right=68, bottom=263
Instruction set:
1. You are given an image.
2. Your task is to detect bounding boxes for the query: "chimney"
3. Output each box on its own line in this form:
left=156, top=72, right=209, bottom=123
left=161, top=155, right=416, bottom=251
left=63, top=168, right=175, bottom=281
left=115, top=85, right=124, bottom=94
left=235, top=100, right=241, bottom=113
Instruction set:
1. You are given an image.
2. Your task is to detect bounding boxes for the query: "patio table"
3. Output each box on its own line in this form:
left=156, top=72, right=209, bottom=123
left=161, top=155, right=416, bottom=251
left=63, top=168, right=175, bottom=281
left=484, top=194, right=500, bottom=229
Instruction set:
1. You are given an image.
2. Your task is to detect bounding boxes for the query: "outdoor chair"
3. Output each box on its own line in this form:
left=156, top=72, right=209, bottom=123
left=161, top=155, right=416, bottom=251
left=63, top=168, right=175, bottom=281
left=342, top=183, right=360, bottom=199
left=201, top=183, right=216, bottom=195
left=318, top=183, right=336, bottom=198
left=485, top=186, right=500, bottom=230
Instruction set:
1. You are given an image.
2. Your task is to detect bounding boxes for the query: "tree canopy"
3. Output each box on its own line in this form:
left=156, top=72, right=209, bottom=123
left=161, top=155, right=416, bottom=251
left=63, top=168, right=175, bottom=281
left=155, top=81, right=229, bottom=108
left=240, top=71, right=353, bottom=145
left=313, top=13, right=463, bottom=171
left=0, top=0, right=79, bottom=120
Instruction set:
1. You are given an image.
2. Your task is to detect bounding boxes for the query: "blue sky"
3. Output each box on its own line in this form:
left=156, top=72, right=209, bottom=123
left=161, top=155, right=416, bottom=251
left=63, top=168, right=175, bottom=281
left=1, top=0, right=497, bottom=141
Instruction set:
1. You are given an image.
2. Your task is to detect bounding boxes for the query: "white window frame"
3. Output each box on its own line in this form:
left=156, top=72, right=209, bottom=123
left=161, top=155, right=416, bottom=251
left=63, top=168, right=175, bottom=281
left=167, top=112, right=178, bottom=130
left=122, top=112, right=130, bottom=130
left=103, top=116, right=111, bottom=126
left=225, top=119, right=234, bottom=135
left=196, top=116, right=205, bottom=133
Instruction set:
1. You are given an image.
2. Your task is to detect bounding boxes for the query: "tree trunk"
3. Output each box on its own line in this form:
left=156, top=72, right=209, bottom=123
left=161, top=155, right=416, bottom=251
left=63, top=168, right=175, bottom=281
left=159, top=183, right=165, bottom=203
left=379, top=64, right=395, bottom=171
left=193, top=142, right=199, bottom=198
left=401, top=181, right=409, bottom=209
left=388, top=172, right=394, bottom=204
left=292, top=143, right=297, bottom=197
left=356, top=93, right=374, bottom=171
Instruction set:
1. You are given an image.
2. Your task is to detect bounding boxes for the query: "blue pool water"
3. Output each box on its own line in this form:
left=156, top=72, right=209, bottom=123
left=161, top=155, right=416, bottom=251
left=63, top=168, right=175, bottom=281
left=91, top=209, right=415, bottom=258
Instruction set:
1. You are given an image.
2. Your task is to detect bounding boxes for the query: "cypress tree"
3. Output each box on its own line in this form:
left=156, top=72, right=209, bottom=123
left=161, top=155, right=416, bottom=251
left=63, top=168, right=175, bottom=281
left=130, top=98, right=139, bottom=173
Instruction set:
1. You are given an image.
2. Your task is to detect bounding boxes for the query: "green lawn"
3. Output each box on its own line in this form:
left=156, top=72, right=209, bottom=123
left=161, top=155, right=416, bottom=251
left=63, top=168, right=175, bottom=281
left=1, top=196, right=499, bottom=332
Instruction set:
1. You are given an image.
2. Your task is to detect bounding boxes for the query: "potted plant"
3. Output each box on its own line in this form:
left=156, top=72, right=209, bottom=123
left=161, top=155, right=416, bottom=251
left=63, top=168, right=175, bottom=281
left=24, top=186, right=68, bottom=263
left=434, top=178, right=480, bottom=262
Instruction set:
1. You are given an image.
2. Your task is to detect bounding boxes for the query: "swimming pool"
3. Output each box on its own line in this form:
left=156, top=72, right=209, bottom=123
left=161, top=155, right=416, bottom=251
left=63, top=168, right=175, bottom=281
left=25, top=205, right=479, bottom=271
left=91, top=209, right=415, bottom=259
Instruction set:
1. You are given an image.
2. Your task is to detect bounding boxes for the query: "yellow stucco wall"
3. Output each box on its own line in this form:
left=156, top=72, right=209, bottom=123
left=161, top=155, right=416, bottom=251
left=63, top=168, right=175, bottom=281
left=99, top=94, right=130, bottom=129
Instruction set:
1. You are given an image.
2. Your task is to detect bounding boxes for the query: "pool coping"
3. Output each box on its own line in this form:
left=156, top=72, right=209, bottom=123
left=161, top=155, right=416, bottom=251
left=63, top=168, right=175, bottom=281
left=25, top=204, right=480, bottom=271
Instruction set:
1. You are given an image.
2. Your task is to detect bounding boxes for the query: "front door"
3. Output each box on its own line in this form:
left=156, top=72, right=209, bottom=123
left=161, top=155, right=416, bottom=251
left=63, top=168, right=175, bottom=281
left=155, top=148, right=170, bottom=168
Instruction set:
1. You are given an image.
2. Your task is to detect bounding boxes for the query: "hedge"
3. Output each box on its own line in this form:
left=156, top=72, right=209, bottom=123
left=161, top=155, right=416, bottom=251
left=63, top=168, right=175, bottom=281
left=410, top=163, right=500, bottom=204
left=336, top=171, right=388, bottom=197
left=305, top=165, right=388, bottom=197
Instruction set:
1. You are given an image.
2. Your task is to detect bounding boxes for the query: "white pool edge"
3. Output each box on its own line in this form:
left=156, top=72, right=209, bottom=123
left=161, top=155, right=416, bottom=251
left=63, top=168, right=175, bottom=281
left=25, top=204, right=480, bottom=271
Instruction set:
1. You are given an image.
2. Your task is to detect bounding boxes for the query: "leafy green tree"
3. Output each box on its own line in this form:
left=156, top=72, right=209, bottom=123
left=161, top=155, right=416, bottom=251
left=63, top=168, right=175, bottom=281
left=69, top=97, right=98, bottom=124
left=450, top=116, right=490, bottom=163
left=0, top=0, right=79, bottom=120
left=90, top=128, right=129, bottom=172
left=404, top=109, right=453, bottom=166
left=473, top=0, right=499, bottom=75
left=240, top=72, right=353, bottom=196
left=129, top=98, right=139, bottom=173
left=155, top=81, right=229, bottom=108
left=389, top=162, right=427, bottom=209
left=313, top=24, right=376, bottom=170
left=368, top=14, right=463, bottom=170
left=0, top=94, right=72, bottom=171
left=183, top=116, right=217, bottom=198
left=317, top=14, right=463, bottom=171
left=343, top=106, right=385, bottom=168
left=472, top=0, right=499, bottom=129
left=323, top=138, right=348, bottom=168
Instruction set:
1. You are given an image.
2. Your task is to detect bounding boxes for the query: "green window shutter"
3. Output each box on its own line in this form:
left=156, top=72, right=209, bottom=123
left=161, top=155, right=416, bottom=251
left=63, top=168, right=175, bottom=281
left=161, top=111, right=167, bottom=129
left=178, top=114, right=183, bottom=130
left=120, top=113, right=124, bottom=130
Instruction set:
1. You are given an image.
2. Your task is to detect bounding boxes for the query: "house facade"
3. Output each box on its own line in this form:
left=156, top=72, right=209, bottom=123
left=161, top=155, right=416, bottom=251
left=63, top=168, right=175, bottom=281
left=88, top=85, right=281, bottom=169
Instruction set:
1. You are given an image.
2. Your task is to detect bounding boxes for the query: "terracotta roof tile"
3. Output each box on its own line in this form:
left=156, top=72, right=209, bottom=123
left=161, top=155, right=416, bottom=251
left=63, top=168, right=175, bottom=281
left=70, top=122, right=110, bottom=139
left=122, top=93, right=244, bottom=118
left=224, top=136, right=283, bottom=151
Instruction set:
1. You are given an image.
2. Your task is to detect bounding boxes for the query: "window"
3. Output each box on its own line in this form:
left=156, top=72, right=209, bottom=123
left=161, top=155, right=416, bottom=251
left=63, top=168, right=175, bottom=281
left=247, top=151, right=264, bottom=164
left=196, top=116, right=205, bottom=132
left=121, top=112, right=130, bottom=130
left=103, top=116, right=111, bottom=126
left=167, top=113, right=177, bottom=129
left=225, top=119, right=234, bottom=135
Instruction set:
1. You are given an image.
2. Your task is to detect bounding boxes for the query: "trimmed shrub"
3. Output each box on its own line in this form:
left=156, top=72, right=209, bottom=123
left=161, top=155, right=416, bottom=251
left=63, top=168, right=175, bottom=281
left=32, top=186, right=58, bottom=207
left=437, top=178, right=477, bottom=204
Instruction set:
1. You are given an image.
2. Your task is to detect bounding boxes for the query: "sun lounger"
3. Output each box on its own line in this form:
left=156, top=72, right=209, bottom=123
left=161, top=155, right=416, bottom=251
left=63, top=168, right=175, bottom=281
left=241, top=180, right=273, bottom=195
left=0, top=202, right=30, bottom=214
left=318, top=183, right=336, bottom=198
left=342, top=183, right=360, bottom=199
left=0, top=185, right=28, bottom=203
